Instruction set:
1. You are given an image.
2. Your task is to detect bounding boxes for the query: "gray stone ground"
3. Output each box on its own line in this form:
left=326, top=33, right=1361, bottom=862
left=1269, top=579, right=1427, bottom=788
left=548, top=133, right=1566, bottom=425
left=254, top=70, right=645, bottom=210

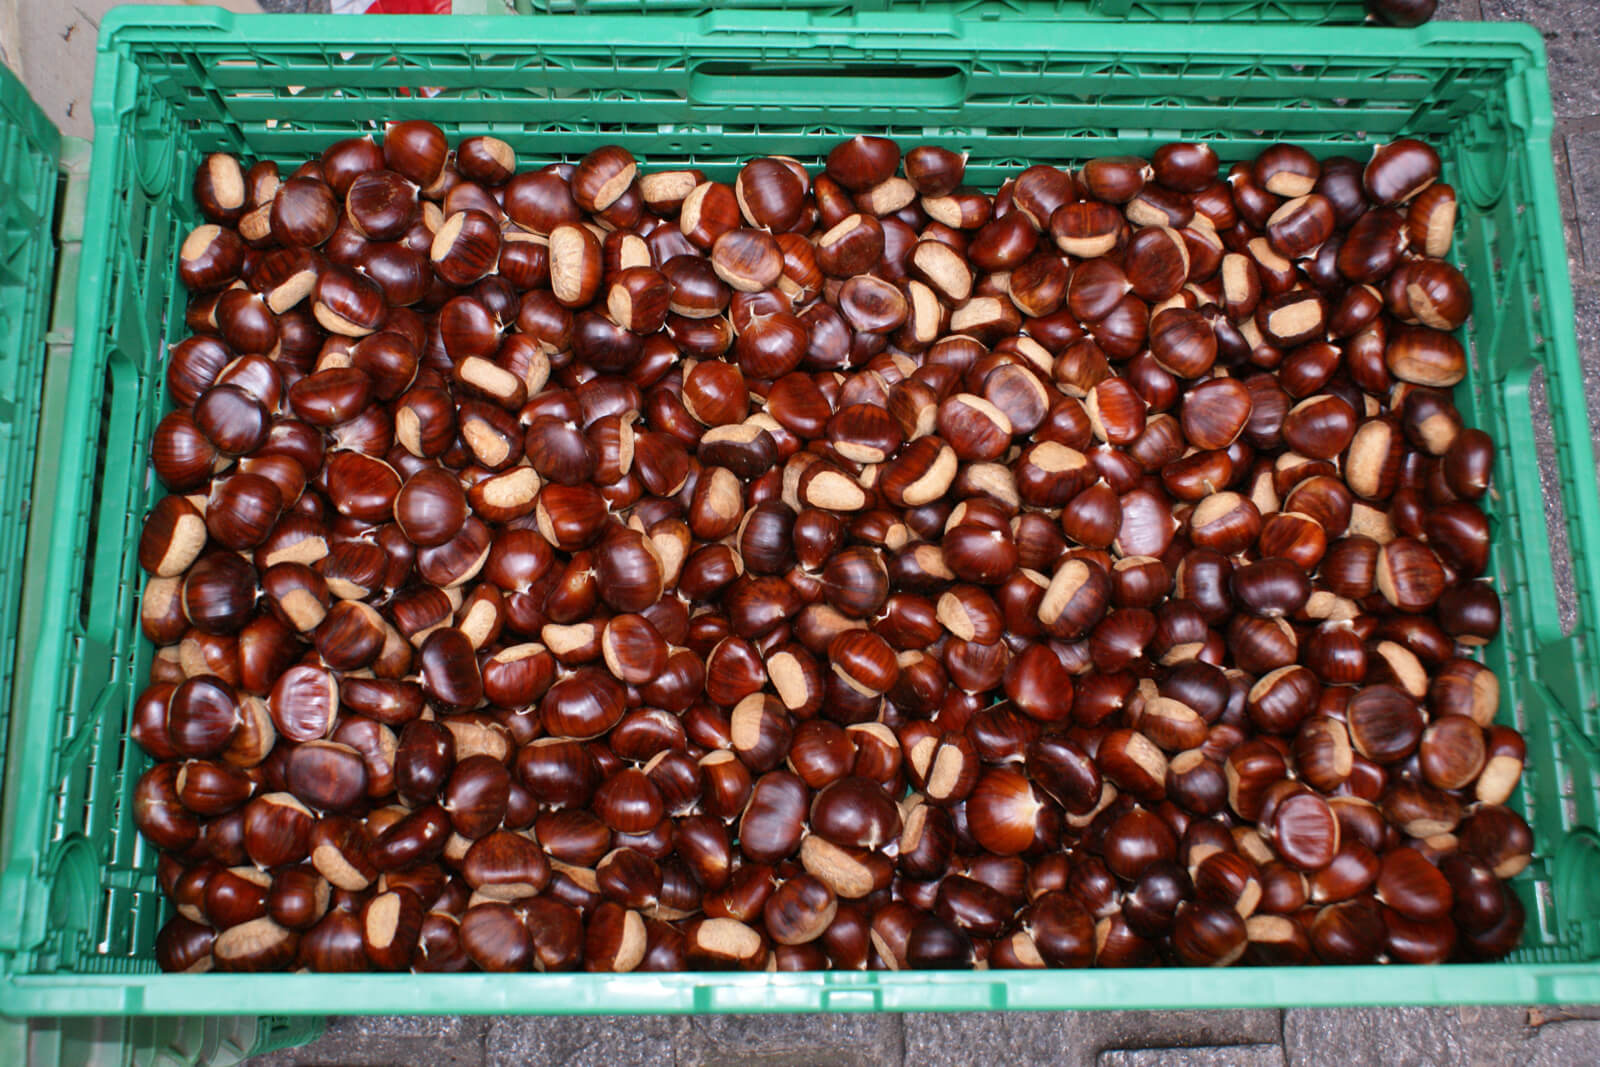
left=251, top=1006, right=1600, bottom=1065
left=227, top=0, right=1600, bottom=1063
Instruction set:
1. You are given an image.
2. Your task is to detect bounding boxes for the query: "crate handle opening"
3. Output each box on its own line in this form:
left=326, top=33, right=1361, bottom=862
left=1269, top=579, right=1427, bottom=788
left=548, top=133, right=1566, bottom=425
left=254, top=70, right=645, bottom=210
left=689, top=62, right=967, bottom=110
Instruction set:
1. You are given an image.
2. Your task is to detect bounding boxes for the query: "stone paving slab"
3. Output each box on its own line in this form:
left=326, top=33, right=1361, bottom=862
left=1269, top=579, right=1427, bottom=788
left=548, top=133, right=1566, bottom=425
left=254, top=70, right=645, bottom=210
left=1282, top=1006, right=1533, bottom=1067
left=1481, top=0, right=1600, bottom=120
left=677, top=1014, right=905, bottom=1067
left=1100, top=1045, right=1286, bottom=1067
left=249, top=1006, right=1600, bottom=1066
left=1566, top=127, right=1600, bottom=273
left=1572, top=274, right=1600, bottom=456
left=900, top=1010, right=1283, bottom=1067
left=482, top=1015, right=685, bottom=1067
left=1522, top=1018, right=1600, bottom=1066
left=249, top=1015, right=490, bottom=1067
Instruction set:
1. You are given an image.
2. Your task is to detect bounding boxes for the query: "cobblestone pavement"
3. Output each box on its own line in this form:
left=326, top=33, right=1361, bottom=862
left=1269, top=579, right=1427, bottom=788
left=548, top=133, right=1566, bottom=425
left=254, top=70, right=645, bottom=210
left=251, top=1006, right=1600, bottom=1066
left=250, top=0, right=1600, bottom=1063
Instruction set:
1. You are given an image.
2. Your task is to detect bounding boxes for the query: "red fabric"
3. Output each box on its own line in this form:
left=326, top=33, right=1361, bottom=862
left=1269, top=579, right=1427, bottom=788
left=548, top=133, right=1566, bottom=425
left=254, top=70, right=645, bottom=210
left=368, top=0, right=453, bottom=12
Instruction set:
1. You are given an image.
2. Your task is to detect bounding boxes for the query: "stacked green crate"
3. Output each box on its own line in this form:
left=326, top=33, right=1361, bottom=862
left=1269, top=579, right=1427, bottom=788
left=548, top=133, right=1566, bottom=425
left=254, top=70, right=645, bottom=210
left=0, top=62, right=61, bottom=838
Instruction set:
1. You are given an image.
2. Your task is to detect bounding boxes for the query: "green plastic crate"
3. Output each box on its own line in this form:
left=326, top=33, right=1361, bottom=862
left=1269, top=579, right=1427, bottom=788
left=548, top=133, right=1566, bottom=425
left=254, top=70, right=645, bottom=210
left=502, top=0, right=1370, bottom=23
left=0, top=1015, right=324, bottom=1067
left=4, top=6, right=1600, bottom=1018
left=0, top=61, right=63, bottom=835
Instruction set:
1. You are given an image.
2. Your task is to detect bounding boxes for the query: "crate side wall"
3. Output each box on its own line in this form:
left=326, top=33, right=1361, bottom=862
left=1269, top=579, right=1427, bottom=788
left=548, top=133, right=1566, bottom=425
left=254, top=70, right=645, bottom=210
left=0, top=64, right=63, bottom=835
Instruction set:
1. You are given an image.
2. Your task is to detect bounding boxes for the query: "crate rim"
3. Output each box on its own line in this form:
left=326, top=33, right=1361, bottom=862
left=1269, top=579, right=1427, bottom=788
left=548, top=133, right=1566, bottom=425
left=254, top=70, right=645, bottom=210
left=6, top=960, right=1600, bottom=1016
left=94, top=6, right=1554, bottom=58
left=498, top=0, right=1376, bottom=21
left=5, top=7, right=1599, bottom=1019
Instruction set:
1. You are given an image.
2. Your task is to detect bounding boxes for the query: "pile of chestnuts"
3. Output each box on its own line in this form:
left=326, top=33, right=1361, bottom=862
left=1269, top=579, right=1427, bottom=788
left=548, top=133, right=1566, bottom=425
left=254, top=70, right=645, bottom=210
left=137, top=122, right=1527, bottom=975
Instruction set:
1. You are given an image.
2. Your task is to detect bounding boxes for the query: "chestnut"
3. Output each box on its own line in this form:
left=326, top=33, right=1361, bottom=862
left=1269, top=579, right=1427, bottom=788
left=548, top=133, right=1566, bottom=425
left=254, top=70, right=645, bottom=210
left=1407, top=182, right=1457, bottom=257
left=430, top=210, right=501, bottom=286
left=269, top=178, right=338, bottom=249
left=1404, top=258, right=1472, bottom=330
left=1104, top=807, right=1178, bottom=881
left=242, top=792, right=315, bottom=868
left=178, top=224, right=246, bottom=293
left=1375, top=538, right=1446, bottom=613
left=369, top=804, right=451, bottom=871
left=966, top=766, right=1053, bottom=855
left=1476, top=725, right=1526, bottom=806
left=1052, top=201, right=1123, bottom=259
left=458, top=901, right=534, bottom=972
left=459, top=830, right=551, bottom=902
left=1180, top=378, right=1252, bottom=452
left=1365, top=138, right=1441, bottom=205
left=1171, top=901, right=1247, bottom=966
left=762, top=874, right=839, bottom=946
left=712, top=228, right=784, bottom=293
left=826, top=135, right=900, bottom=191
left=214, top=917, right=299, bottom=972
left=312, top=265, right=386, bottom=337
left=340, top=170, right=415, bottom=242
left=1386, top=326, right=1466, bottom=388
left=150, top=411, right=219, bottom=491
left=1443, top=427, right=1493, bottom=500
left=361, top=890, right=423, bottom=971
left=548, top=223, right=604, bottom=309
left=444, top=135, right=513, bottom=185
left=193, top=152, right=249, bottom=225
left=284, top=741, right=368, bottom=813
left=571, top=145, right=637, bottom=214
left=1037, top=557, right=1112, bottom=640
left=1346, top=684, right=1424, bottom=764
